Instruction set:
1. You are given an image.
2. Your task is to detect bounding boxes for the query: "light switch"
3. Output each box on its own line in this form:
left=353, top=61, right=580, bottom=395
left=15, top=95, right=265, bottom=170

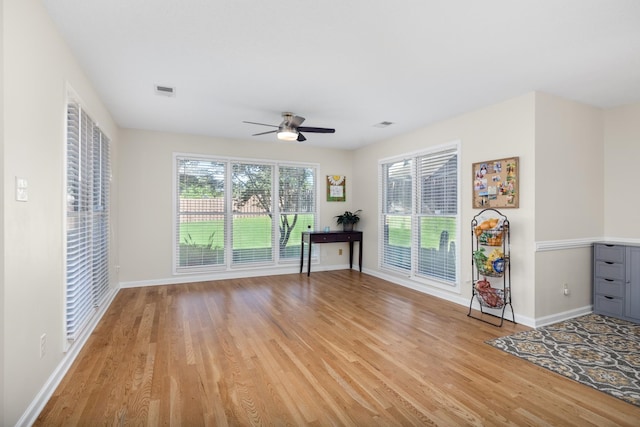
left=16, top=177, right=28, bottom=202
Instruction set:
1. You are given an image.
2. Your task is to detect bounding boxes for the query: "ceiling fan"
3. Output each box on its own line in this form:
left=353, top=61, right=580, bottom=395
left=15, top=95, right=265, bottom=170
left=243, top=112, right=335, bottom=142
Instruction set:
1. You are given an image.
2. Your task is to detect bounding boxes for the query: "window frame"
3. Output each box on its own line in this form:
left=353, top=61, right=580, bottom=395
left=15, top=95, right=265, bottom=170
left=173, top=153, right=319, bottom=274
left=378, top=141, right=461, bottom=291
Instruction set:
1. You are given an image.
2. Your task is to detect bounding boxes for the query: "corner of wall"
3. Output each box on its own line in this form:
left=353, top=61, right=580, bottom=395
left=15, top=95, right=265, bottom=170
left=1, top=0, right=7, bottom=422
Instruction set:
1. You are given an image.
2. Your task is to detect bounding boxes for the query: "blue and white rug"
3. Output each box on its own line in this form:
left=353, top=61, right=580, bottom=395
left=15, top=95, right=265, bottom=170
left=486, top=313, right=640, bottom=407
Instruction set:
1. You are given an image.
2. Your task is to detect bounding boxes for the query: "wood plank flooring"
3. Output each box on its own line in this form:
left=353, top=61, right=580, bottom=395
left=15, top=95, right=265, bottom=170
left=35, top=271, right=640, bottom=426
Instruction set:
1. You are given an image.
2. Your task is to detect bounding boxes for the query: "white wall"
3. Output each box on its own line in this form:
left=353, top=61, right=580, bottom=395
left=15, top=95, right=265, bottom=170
left=604, top=103, right=640, bottom=239
left=1, top=0, right=6, bottom=420
left=117, top=129, right=354, bottom=286
left=352, top=93, right=537, bottom=321
left=2, top=0, right=118, bottom=425
left=533, top=92, right=604, bottom=321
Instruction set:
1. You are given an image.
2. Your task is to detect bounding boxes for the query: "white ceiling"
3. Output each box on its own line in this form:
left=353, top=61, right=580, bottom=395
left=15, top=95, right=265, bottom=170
left=41, top=0, right=640, bottom=150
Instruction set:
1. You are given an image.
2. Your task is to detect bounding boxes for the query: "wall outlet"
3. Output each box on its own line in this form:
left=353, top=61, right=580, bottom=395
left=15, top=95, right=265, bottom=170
left=40, top=333, right=46, bottom=358
left=338, top=249, right=343, bottom=255
left=563, top=283, right=570, bottom=296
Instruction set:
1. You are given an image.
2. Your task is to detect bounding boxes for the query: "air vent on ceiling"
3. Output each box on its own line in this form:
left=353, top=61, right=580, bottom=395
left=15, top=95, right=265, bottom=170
left=374, top=121, right=394, bottom=128
left=154, top=85, right=176, bottom=97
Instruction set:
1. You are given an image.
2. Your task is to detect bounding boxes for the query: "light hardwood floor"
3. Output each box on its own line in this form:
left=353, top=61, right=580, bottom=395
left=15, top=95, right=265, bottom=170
left=35, top=271, right=640, bottom=426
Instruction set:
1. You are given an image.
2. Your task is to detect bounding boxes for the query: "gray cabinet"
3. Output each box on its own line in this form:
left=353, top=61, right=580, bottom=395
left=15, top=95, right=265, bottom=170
left=593, top=243, right=640, bottom=323
left=627, top=247, right=640, bottom=321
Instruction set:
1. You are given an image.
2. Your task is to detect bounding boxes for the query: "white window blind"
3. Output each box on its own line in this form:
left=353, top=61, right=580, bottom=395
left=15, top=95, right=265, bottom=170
left=174, top=155, right=317, bottom=272
left=232, top=162, right=274, bottom=265
left=176, top=159, right=226, bottom=270
left=278, top=165, right=316, bottom=260
left=415, top=148, right=458, bottom=282
left=66, top=100, right=111, bottom=341
left=379, top=144, right=459, bottom=285
left=380, top=159, right=413, bottom=272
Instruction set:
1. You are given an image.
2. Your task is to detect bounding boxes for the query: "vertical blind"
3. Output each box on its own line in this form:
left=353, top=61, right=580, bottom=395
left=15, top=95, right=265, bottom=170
left=175, top=156, right=317, bottom=272
left=66, top=100, right=111, bottom=341
left=379, top=144, right=459, bottom=285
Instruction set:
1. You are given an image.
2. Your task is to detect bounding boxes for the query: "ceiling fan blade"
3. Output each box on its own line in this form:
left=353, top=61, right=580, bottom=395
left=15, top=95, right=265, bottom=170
left=297, top=132, right=307, bottom=142
left=243, top=120, right=278, bottom=128
left=291, top=115, right=306, bottom=127
left=297, top=126, right=335, bottom=134
left=252, top=130, right=277, bottom=136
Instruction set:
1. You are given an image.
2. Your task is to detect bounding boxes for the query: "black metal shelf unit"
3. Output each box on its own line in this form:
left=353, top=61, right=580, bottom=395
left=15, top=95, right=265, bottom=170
left=468, top=208, right=515, bottom=327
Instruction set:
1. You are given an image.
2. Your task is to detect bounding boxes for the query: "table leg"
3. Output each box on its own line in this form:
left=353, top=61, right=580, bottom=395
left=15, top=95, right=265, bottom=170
left=349, top=241, right=354, bottom=269
left=359, top=239, right=363, bottom=272
left=307, top=241, right=312, bottom=276
left=300, top=236, right=304, bottom=273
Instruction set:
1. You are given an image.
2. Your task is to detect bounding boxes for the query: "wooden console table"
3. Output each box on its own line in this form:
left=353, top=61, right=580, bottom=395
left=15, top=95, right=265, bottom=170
left=300, top=231, right=363, bottom=276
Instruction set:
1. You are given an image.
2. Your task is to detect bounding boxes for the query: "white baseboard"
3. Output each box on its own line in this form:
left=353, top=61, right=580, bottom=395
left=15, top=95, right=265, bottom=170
left=120, top=264, right=353, bottom=288
left=17, top=286, right=119, bottom=427
left=533, top=305, right=593, bottom=328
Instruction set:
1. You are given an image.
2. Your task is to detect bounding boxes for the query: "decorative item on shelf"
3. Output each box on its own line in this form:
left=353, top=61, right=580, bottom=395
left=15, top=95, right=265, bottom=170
left=473, top=247, right=506, bottom=277
left=475, top=279, right=505, bottom=309
left=335, top=210, right=361, bottom=232
left=474, top=217, right=504, bottom=246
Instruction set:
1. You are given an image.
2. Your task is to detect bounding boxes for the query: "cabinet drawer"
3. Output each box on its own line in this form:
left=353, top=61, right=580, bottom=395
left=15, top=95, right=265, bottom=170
left=311, top=234, right=340, bottom=243
left=594, top=244, right=625, bottom=263
left=594, top=295, right=624, bottom=317
left=595, top=261, right=625, bottom=281
left=594, top=278, right=625, bottom=298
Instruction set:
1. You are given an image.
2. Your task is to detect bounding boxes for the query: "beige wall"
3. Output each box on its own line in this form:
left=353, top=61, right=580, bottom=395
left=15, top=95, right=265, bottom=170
left=2, top=0, right=119, bottom=424
left=1, top=0, right=6, bottom=420
left=534, top=92, right=604, bottom=241
left=533, top=93, right=604, bottom=320
left=604, top=103, right=640, bottom=239
left=117, top=129, right=354, bottom=285
left=353, top=93, right=537, bottom=321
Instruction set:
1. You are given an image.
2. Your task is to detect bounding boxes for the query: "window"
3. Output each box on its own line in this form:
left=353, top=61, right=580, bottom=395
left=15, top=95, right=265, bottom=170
left=175, top=155, right=317, bottom=272
left=176, top=159, right=226, bottom=268
left=66, top=98, right=111, bottom=341
left=278, top=165, right=316, bottom=259
left=379, top=143, right=459, bottom=286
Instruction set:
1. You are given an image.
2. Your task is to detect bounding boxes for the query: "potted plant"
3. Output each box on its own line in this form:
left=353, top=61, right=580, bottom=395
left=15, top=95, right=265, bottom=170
left=335, top=210, right=362, bottom=231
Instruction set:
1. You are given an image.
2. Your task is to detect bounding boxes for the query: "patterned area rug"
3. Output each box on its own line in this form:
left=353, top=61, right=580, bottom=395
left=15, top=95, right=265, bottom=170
left=486, top=313, right=640, bottom=407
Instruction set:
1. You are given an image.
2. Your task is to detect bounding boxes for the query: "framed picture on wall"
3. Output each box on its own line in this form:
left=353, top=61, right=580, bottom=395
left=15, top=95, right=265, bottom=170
left=472, top=157, right=519, bottom=208
left=326, top=175, right=346, bottom=202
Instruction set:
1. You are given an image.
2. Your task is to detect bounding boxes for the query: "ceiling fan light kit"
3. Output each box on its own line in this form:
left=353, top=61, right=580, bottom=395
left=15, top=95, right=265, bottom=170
left=277, top=125, right=299, bottom=141
left=244, top=112, right=335, bottom=143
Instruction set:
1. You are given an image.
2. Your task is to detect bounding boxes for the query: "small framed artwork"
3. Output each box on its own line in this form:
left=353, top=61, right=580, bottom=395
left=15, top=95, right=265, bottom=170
left=326, top=175, right=346, bottom=202
left=472, top=157, right=519, bottom=208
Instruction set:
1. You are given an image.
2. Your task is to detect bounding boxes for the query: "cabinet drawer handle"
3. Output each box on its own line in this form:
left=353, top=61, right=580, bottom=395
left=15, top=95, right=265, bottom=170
left=604, top=296, right=613, bottom=300
left=604, top=261, right=614, bottom=265
left=605, top=244, right=615, bottom=247
left=605, top=278, right=614, bottom=282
